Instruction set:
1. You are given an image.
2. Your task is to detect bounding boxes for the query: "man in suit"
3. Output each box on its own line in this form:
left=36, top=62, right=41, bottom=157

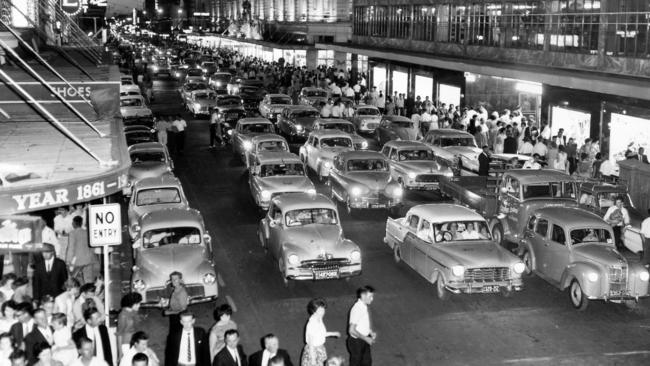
left=164, top=310, right=210, bottom=366
left=9, top=302, right=34, bottom=349
left=248, top=334, right=292, bottom=366
left=478, top=145, right=491, bottom=176
left=73, top=307, right=113, bottom=366
left=639, top=147, right=649, bottom=164
left=24, top=308, right=54, bottom=365
left=32, top=243, right=67, bottom=301
left=213, top=329, right=247, bottom=366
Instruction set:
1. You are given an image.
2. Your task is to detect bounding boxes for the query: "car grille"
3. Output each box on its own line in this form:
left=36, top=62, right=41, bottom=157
left=146, top=284, right=205, bottom=299
left=271, top=191, right=301, bottom=199
left=608, top=266, right=628, bottom=295
left=465, top=267, right=510, bottom=282
left=365, top=122, right=379, bottom=130
left=299, top=258, right=351, bottom=270
left=354, top=143, right=365, bottom=150
left=415, top=174, right=441, bottom=183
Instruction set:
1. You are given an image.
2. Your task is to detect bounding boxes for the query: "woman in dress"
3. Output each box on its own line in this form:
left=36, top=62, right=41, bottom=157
left=162, top=271, right=188, bottom=334
left=0, top=301, right=17, bottom=334
left=494, top=127, right=506, bottom=154
left=301, top=298, right=340, bottom=366
left=116, top=293, right=143, bottom=359
left=0, top=333, right=14, bottom=366
left=209, top=304, right=237, bottom=361
left=50, top=313, right=77, bottom=365
left=33, top=342, right=63, bottom=366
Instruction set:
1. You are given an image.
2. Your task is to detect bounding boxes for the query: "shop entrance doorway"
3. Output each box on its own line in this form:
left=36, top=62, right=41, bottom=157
left=372, top=66, right=387, bottom=92
left=392, top=70, right=408, bottom=95
left=438, top=83, right=461, bottom=107
left=415, top=75, right=434, bottom=102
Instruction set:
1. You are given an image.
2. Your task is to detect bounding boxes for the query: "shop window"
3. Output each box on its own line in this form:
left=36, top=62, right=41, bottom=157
left=603, top=0, right=650, bottom=57
left=388, top=6, right=410, bottom=39
left=318, top=50, right=335, bottom=67
left=413, top=5, right=437, bottom=41
left=544, top=0, right=600, bottom=53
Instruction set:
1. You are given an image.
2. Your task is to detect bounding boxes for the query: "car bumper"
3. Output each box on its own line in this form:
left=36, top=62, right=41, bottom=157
left=137, top=284, right=218, bottom=307
left=348, top=196, right=401, bottom=209
left=404, top=181, right=439, bottom=190
left=286, top=264, right=362, bottom=281
left=446, top=279, right=524, bottom=294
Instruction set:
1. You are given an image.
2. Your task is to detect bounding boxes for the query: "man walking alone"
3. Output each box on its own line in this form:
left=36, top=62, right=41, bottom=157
left=347, top=286, right=376, bottom=366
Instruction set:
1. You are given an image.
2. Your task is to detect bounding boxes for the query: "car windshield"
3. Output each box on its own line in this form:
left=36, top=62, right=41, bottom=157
left=240, top=87, right=259, bottom=94
left=142, top=227, right=201, bottom=248
left=391, top=121, right=414, bottom=129
left=202, top=62, right=215, bottom=67
left=260, top=163, right=305, bottom=177
left=292, top=110, right=319, bottom=118
left=242, top=123, right=273, bottom=133
left=321, top=138, right=352, bottom=148
left=357, top=108, right=380, bottom=116
left=596, top=192, right=632, bottom=209
left=217, top=97, right=241, bottom=106
left=440, top=137, right=476, bottom=147
left=523, top=182, right=576, bottom=199
left=121, top=98, right=143, bottom=107
left=398, top=149, right=435, bottom=161
left=212, top=74, right=231, bottom=81
left=130, top=151, right=165, bottom=163
left=195, top=92, right=215, bottom=100
left=305, top=90, right=327, bottom=97
left=570, top=228, right=613, bottom=245
left=347, top=159, right=388, bottom=171
left=270, top=97, right=291, bottom=104
left=321, top=123, right=355, bottom=133
left=285, top=208, right=338, bottom=227
left=257, top=140, right=288, bottom=152
left=136, top=188, right=181, bottom=206
left=187, top=69, right=203, bottom=76
left=433, top=221, right=491, bottom=243
left=121, top=80, right=133, bottom=85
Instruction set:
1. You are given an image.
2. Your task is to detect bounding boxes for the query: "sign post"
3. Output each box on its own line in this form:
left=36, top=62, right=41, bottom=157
left=88, top=203, right=121, bottom=328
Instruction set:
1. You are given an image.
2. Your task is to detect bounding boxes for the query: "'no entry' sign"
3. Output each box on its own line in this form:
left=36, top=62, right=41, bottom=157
left=88, top=203, right=122, bottom=247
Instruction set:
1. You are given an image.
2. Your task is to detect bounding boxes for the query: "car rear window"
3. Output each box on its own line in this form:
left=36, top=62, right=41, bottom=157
left=143, top=227, right=201, bottom=248
left=136, top=188, right=181, bottom=206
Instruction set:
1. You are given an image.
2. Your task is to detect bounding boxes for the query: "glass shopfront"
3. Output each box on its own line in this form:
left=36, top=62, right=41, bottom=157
left=551, top=106, right=591, bottom=145
left=414, top=75, right=434, bottom=101
left=609, top=113, right=650, bottom=161
left=392, top=70, right=408, bottom=95
left=438, top=83, right=461, bottom=107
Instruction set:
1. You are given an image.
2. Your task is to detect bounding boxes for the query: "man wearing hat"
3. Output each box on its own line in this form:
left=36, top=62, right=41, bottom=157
left=32, top=243, right=67, bottom=301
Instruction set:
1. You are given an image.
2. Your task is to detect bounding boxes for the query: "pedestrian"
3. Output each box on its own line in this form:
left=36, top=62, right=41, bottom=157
left=65, top=216, right=98, bottom=285
left=0, top=332, right=14, bottom=365
left=163, top=311, right=211, bottom=366
left=532, top=138, right=548, bottom=161
left=494, top=128, right=505, bottom=154
left=71, top=283, right=105, bottom=331
left=248, top=334, right=293, bottom=366
left=130, top=353, right=149, bottom=366
left=162, top=272, right=188, bottom=335
left=24, top=309, right=53, bottom=365
left=9, top=349, right=27, bottom=366
left=50, top=313, right=76, bottom=365
left=603, top=196, right=630, bottom=251
left=118, top=332, right=159, bottom=366
left=166, top=116, right=177, bottom=153
left=33, top=244, right=67, bottom=301
left=376, top=91, right=385, bottom=114
left=155, top=116, right=170, bottom=148
left=209, top=109, right=220, bottom=148
left=172, top=115, right=187, bottom=154
left=301, top=298, right=339, bottom=366
left=0, top=300, right=17, bottom=334
left=70, top=336, right=108, bottom=366
left=72, top=307, right=112, bottom=366
left=9, top=302, right=34, bottom=350
left=347, top=286, right=376, bottom=366
left=0, top=274, right=16, bottom=303
left=503, top=130, right=517, bottom=154
left=209, top=304, right=237, bottom=361
left=641, top=209, right=650, bottom=266
left=395, top=94, right=404, bottom=116
left=478, top=146, right=491, bottom=177
left=53, top=279, right=79, bottom=325
left=212, top=329, right=247, bottom=366
left=116, top=293, right=143, bottom=359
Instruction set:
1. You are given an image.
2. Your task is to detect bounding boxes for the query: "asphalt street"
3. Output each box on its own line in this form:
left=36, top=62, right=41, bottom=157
left=135, top=78, right=650, bottom=366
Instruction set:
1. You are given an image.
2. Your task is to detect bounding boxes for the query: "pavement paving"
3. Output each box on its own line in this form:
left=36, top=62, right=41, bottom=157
left=131, top=78, right=650, bottom=366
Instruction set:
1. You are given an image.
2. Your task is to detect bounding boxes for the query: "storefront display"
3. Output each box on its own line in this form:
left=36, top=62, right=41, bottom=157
left=392, top=70, right=408, bottom=95
left=551, top=106, right=591, bottom=145
left=439, top=83, right=461, bottom=107
left=372, top=66, right=387, bottom=92
left=609, top=113, right=650, bottom=161
left=415, top=75, right=434, bottom=101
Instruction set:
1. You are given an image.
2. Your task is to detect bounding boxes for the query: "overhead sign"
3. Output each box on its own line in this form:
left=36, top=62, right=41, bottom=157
left=61, top=0, right=83, bottom=16
left=88, top=203, right=122, bottom=246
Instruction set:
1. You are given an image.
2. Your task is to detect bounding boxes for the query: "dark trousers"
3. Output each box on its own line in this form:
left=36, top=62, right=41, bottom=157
left=176, top=131, right=185, bottom=153
left=347, top=337, right=371, bottom=366
left=642, top=237, right=650, bottom=265
left=613, top=226, right=624, bottom=251
left=168, top=313, right=181, bottom=335
left=168, top=131, right=177, bottom=153
left=209, top=123, right=218, bottom=146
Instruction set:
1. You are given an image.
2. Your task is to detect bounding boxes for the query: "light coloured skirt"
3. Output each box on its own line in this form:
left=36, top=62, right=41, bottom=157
left=301, top=344, right=327, bottom=366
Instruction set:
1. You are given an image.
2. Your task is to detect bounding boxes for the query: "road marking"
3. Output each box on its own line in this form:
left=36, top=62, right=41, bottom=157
left=503, top=357, right=553, bottom=363
left=217, top=273, right=226, bottom=287
left=603, top=351, right=650, bottom=356
left=226, top=295, right=237, bottom=312
left=504, top=350, right=650, bottom=363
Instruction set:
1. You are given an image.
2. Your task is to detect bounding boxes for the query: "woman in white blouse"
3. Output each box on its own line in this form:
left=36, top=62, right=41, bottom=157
left=301, top=298, right=340, bottom=366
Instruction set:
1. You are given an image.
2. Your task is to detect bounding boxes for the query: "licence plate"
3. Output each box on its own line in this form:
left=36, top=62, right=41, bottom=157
left=314, top=270, right=339, bottom=280
left=370, top=204, right=386, bottom=208
left=482, top=285, right=500, bottom=293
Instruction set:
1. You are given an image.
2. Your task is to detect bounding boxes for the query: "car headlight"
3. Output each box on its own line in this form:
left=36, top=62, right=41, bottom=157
left=288, top=254, right=300, bottom=265
left=131, top=224, right=140, bottom=233
left=193, top=103, right=201, bottom=110
left=407, top=172, right=417, bottom=179
left=393, top=186, right=403, bottom=197
left=203, top=273, right=216, bottom=284
left=445, top=171, right=454, bottom=177
left=227, top=129, right=233, bottom=136
left=513, top=262, right=525, bottom=274
left=323, top=161, right=331, bottom=168
left=153, top=66, right=159, bottom=71
left=243, top=141, right=253, bottom=150
left=351, top=186, right=362, bottom=196
left=306, top=188, right=316, bottom=195
left=451, top=265, right=464, bottom=277
left=261, top=190, right=272, bottom=201
left=360, top=140, right=368, bottom=149
left=202, top=68, right=207, bottom=73
left=350, top=250, right=361, bottom=261
left=175, top=72, right=180, bottom=77
left=587, top=272, right=599, bottom=282
left=640, top=271, right=650, bottom=281
left=133, top=279, right=146, bottom=291
left=295, top=124, right=303, bottom=131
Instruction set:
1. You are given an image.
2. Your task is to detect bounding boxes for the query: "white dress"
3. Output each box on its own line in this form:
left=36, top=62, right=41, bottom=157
left=52, top=326, right=78, bottom=365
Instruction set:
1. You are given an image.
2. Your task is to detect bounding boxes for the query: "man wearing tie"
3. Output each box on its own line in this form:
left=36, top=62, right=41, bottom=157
left=73, top=307, right=113, bottom=366
left=24, top=308, right=54, bottom=365
left=32, top=243, right=67, bottom=301
left=248, top=334, right=292, bottom=366
left=213, top=329, right=247, bottom=366
left=164, top=310, right=210, bottom=366
left=478, top=145, right=491, bottom=177
left=9, top=302, right=35, bottom=349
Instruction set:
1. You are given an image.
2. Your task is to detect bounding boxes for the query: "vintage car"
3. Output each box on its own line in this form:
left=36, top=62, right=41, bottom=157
left=231, top=118, right=276, bottom=161
left=257, top=192, right=362, bottom=284
left=328, top=150, right=402, bottom=213
left=212, top=95, right=247, bottom=128
left=350, top=105, right=382, bottom=133
left=375, top=115, right=421, bottom=146
left=312, top=118, right=369, bottom=150
left=239, top=85, right=267, bottom=113
left=228, top=78, right=264, bottom=95
left=182, top=68, right=205, bottom=83
left=258, top=94, right=293, bottom=121
left=519, top=206, right=649, bottom=310
left=423, top=129, right=531, bottom=175
left=131, top=207, right=218, bottom=306
left=577, top=181, right=646, bottom=253
left=249, top=152, right=316, bottom=209
left=151, top=61, right=171, bottom=78
left=179, top=81, right=209, bottom=107
left=299, top=130, right=354, bottom=181
left=120, top=95, right=152, bottom=121
left=126, top=142, right=173, bottom=193
left=298, top=87, right=329, bottom=107
left=200, top=61, right=217, bottom=75
left=276, top=105, right=321, bottom=143
left=172, top=60, right=191, bottom=80
left=122, top=116, right=154, bottom=128
left=244, top=134, right=290, bottom=168
left=127, top=174, right=188, bottom=239
left=187, top=89, right=218, bottom=117
left=125, top=128, right=157, bottom=146
left=208, top=72, right=232, bottom=90
left=380, top=141, right=453, bottom=190
left=385, top=204, right=525, bottom=299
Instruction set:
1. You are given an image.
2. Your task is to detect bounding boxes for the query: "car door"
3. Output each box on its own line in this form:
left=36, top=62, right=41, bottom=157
left=413, top=219, right=433, bottom=278
left=307, top=137, right=319, bottom=171
left=542, top=222, right=571, bottom=283
left=266, top=205, right=284, bottom=259
left=328, top=156, right=344, bottom=199
left=530, top=217, right=550, bottom=276
left=401, top=214, right=420, bottom=267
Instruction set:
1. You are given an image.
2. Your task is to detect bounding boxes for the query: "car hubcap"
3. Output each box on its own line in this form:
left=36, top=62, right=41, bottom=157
left=437, top=275, right=444, bottom=297
left=571, top=282, right=582, bottom=305
left=523, top=253, right=532, bottom=274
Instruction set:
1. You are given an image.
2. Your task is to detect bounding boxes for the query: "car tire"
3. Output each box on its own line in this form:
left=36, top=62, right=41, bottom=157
left=393, top=244, right=401, bottom=264
left=522, top=251, right=533, bottom=276
left=346, top=197, right=354, bottom=216
left=436, top=273, right=449, bottom=300
left=257, top=228, right=267, bottom=250
left=318, top=164, right=326, bottom=183
left=569, top=279, right=589, bottom=311
left=492, top=223, right=505, bottom=247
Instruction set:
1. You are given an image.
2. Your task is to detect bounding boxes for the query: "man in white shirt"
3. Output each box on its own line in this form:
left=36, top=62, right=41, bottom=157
left=540, top=121, right=551, bottom=142
left=518, top=138, right=535, bottom=155
left=73, top=307, right=112, bottom=366
left=321, top=100, right=333, bottom=118
left=71, top=336, right=109, bottom=366
left=172, top=114, right=187, bottom=154
left=603, top=196, right=630, bottom=251
left=119, top=331, right=160, bottom=366
left=348, top=286, right=376, bottom=366
left=532, top=139, right=548, bottom=159
left=641, top=209, right=650, bottom=266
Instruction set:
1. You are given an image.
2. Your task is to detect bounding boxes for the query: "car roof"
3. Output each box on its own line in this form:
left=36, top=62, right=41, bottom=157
left=383, top=115, right=412, bottom=122
left=272, top=193, right=336, bottom=211
left=265, top=93, right=291, bottom=99
left=302, top=87, right=327, bottom=92
left=316, top=118, right=352, bottom=125
left=128, top=142, right=166, bottom=153
left=120, top=95, right=143, bottom=101
left=408, top=204, right=486, bottom=222
left=579, top=181, right=627, bottom=194
left=355, top=105, right=379, bottom=110
left=251, top=133, right=287, bottom=143
left=191, top=89, right=213, bottom=94
left=237, top=117, right=272, bottom=125
left=140, top=207, right=203, bottom=229
left=309, top=130, right=353, bottom=139
left=534, top=207, right=611, bottom=229
left=133, top=174, right=181, bottom=190
left=284, top=105, right=318, bottom=112
left=505, top=169, right=575, bottom=184
left=338, top=150, right=386, bottom=160
left=256, top=151, right=301, bottom=164
left=383, top=140, right=429, bottom=149
left=426, top=128, right=473, bottom=137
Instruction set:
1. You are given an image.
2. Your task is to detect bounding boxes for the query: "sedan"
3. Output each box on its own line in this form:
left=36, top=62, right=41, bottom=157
left=375, top=115, right=421, bottom=146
